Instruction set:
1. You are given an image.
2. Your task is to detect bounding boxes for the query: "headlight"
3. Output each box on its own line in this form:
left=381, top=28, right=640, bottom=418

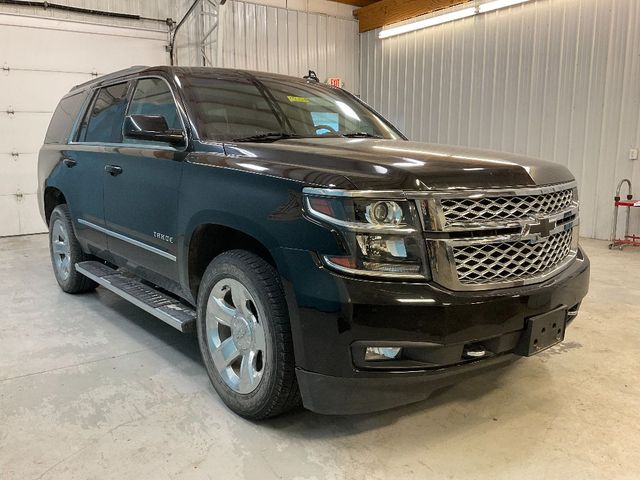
left=365, top=201, right=403, bottom=225
left=304, top=192, right=430, bottom=279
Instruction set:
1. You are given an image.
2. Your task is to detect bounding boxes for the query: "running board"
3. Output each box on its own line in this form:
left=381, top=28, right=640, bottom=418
left=75, top=261, right=196, bottom=332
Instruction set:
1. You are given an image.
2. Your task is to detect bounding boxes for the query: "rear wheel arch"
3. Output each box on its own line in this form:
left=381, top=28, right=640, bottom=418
left=44, top=187, right=67, bottom=226
left=48, top=204, right=97, bottom=293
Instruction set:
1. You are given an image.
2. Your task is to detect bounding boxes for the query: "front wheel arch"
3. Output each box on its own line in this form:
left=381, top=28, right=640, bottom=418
left=186, top=223, right=280, bottom=302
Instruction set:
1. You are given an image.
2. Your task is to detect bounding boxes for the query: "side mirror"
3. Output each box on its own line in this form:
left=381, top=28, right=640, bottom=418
left=124, top=115, right=186, bottom=146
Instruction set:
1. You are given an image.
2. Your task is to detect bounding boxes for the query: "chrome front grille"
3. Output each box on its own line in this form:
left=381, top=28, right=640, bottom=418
left=441, top=188, right=575, bottom=224
left=419, top=182, right=580, bottom=291
left=452, top=229, right=574, bottom=285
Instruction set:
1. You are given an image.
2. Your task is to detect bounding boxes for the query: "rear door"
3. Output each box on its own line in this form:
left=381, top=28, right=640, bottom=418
left=102, top=76, right=187, bottom=283
left=66, top=82, right=133, bottom=253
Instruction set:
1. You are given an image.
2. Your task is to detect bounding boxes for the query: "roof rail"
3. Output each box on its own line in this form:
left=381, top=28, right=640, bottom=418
left=70, top=65, right=150, bottom=92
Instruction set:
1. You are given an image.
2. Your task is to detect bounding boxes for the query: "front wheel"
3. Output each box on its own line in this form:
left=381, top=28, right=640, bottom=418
left=196, top=250, right=300, bottom=419
left=48, top=204, right=97, bottom=293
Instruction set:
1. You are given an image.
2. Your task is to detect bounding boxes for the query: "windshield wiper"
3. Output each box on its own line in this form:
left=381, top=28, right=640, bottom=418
left=233, top=131, right=383, bottom=142
left=339, top=132, right=383, bottom=139
left=232, top=132, right=304, bottom=142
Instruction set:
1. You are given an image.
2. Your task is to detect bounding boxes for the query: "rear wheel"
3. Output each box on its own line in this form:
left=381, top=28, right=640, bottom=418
left=49, top=204, right=97, bottom=293
left=196, top=250, right=300, bottom=419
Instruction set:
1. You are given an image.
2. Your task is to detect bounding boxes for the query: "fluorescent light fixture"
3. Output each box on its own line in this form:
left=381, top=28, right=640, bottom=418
left=379, top=7, right=476, bottom=39
left=479, top=0, right=531, bottom=13
left=378, top=0, right=535, bottom=39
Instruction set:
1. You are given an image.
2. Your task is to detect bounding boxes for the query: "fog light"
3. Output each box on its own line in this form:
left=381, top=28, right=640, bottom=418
left=463, top=345, right=486, bottom=358
left=365, top=346, right=402, bottom=361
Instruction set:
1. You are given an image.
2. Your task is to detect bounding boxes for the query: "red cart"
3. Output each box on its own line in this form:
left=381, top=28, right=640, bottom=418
left=609, top=178, right=640, bottom=249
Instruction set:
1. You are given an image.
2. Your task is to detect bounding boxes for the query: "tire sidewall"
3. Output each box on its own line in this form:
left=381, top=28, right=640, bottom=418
left=196, top=253, right=280, bottom=416
left=49, top=206, right=74, bottom=290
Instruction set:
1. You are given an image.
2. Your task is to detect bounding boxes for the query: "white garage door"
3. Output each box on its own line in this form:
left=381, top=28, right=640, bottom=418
left=0, top=13, right=169, bottom=237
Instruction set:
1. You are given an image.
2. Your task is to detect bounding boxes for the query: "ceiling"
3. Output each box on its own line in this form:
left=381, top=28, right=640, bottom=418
left=333, top=0, right=470, bottom=32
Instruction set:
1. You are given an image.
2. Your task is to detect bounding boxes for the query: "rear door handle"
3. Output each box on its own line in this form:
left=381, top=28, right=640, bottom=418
left=62, top=158, right=77, bottom=168
left=105, top=164, right=123, bottom=176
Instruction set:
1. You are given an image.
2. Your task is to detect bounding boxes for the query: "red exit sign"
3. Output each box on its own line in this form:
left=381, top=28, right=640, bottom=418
left=328, top=77, right=342, bottom=88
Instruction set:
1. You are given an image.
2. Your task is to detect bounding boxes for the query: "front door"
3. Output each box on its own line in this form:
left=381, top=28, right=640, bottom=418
left=103, top=77, right=187, bottom=284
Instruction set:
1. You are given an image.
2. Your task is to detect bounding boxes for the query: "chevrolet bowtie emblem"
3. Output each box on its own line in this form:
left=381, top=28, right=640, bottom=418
left=527, top=217, right=554, bottom=239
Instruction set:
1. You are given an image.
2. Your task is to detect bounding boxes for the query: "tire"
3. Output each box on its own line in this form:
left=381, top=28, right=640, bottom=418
left=196, top=250, right=300, bottom=419
left=48, top=204, right=97, bottom=293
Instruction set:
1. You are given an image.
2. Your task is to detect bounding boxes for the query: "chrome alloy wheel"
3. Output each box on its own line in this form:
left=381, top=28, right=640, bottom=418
left=51, top=219, right=72, bottom=281
left=206, top=278, right=267, bottom=394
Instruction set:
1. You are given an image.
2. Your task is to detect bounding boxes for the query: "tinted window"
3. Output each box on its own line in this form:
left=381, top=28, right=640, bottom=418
left=44, top=92, right=86, bottom=144
left=180, top=74, right=400, bottom=141
left=127, top=78, right=182, bottom=134
left=183, top=78, right=281, bottom=139
left=83, top=82, right=130, bottom=143
left=261, top=79, right=387, bottom=138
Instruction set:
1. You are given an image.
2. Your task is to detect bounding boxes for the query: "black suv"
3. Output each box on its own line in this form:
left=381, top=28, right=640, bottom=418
left=38, top=66, right=589, bottom=418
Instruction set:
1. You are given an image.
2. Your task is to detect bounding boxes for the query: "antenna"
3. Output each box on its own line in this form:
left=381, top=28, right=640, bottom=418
left=303, top=70, right=320, bottom=83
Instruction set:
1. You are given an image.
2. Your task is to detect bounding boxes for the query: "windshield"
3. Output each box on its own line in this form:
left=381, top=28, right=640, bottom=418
left=181, top=74, right=402, bottom=142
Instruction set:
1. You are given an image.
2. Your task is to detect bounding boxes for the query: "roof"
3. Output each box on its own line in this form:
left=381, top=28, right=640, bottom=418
left=69, top=65, right=321, bottom=93
left=70, top=65, right=150, bottom=92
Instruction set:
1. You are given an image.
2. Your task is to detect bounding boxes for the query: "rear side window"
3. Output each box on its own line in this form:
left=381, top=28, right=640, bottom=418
left=44, top=92, right=86, bottom=144
left=127, top=78, right=182, bottom=131
left=81, top=82, right=130, bottom=143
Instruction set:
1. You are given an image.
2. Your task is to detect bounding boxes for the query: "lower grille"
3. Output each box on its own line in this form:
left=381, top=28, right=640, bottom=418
left=452, top=229, right=574, bottom=285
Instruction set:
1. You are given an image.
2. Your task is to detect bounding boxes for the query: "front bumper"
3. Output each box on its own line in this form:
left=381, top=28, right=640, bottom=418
left=296, top=354, right=520, bottom=415
left=279, top=246, right=590, bottom=415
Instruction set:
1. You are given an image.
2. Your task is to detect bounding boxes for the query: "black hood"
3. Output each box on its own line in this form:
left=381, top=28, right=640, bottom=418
left=195, top=138, right=574, bottom=191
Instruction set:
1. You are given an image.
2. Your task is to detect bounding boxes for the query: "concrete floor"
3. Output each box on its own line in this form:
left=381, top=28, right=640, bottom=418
left=0, top=235, right=638, bottom=480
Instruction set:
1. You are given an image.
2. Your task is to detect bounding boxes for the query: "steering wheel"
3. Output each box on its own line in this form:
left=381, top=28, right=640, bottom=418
left=315, top=124, right=337, bottom=135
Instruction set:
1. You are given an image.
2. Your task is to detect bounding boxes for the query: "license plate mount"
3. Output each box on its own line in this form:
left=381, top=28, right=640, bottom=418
left=516, top=308, right=567, bottom=356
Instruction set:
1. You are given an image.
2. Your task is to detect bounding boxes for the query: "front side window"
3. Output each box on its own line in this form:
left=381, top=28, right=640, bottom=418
left=81, top=82, right=130, bottom=143
left=180, top=74, right=401, bottom=142
left=127, top=78, right=182, bottom=138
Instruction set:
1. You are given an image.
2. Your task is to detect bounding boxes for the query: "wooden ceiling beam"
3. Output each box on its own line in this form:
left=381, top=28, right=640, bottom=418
left=354, top=0, right=470, bottom=33
left=331, top=0, right=379, bottom=7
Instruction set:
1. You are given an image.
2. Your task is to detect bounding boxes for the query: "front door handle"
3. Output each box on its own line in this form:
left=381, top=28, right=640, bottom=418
left=105, top=164, right=123, bottom=176
left=62, top=158, right=77, bottom=168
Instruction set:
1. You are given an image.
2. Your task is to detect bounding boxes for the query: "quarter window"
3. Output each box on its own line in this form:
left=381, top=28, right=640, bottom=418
left=45, top=92, right=86, bottom=144
left=82, top=82, right=130, bottom=143
left=127, top=78, right=182, bottom=136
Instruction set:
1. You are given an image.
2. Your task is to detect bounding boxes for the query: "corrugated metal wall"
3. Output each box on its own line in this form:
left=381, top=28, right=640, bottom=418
left=360, top=0, right=640, bottom=240
left=6, top=0, right=637, bottom=240
left=173, top=0, right=360, bottom=93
